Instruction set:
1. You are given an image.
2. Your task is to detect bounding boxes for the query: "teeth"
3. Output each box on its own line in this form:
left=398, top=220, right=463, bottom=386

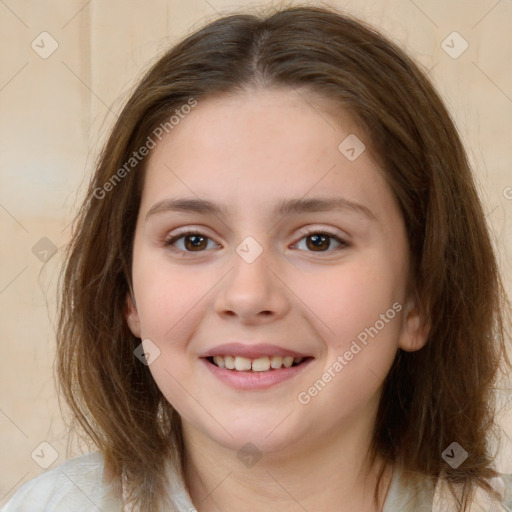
left=234, top=356, right=252, bottom=371
left=224, top=355, right=235, bottom=370
left=213, top=356, right=225, bottom=368
left=283, top=356, right=294, bottom=368
left=210, top=355, right=304, bottom=371
left=252, top=356, right=270, bottom=372
left=270, top=356, right=283, bottom=368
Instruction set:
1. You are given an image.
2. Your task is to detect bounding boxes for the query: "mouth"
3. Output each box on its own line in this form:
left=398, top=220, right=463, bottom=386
left=199, top=342, right=314, bottom=389
left=205, top=355, right=312, bottom=372
left=200, top=345, right=314, bottom=390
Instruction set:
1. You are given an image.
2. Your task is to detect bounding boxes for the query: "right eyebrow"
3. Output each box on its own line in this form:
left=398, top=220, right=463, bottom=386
left=145, top=196, right=376, bottom=221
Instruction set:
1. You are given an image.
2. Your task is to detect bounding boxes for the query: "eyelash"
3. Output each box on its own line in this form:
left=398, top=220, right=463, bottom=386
left=163, top=228, right=349, bottom=255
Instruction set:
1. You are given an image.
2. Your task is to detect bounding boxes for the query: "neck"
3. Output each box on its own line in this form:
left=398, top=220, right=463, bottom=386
left=182, top=414, right=393, bottom=512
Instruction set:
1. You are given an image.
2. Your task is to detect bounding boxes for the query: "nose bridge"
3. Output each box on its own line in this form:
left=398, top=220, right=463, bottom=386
left=230, top=234, right=273, bottom=296
left=214, top=234, right=288, bottom=321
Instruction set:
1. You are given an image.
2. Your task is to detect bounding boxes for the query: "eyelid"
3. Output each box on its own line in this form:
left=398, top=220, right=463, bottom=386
left=163, top=226, right=221, bottom=250
left=292, top=226, right=349, bottom=251
left=295, top=225, right=348, bottom=240
left=163, top=225, right=350, bottom=254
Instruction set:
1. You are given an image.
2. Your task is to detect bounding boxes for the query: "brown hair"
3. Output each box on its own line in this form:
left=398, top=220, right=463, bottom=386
left=56, top=4, right=512, bottom=510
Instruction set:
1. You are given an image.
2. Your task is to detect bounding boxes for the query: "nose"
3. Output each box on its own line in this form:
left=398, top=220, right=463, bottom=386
left=214, top=244, right=291, bottom=325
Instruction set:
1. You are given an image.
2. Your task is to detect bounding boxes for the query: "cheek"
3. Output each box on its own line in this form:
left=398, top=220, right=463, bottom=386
left=132, top=248, right=207, bottom=339
left=292, top=258, right=404, bottom=406
left=132, top=262, right=207, bottom=422
left=131, top=255, right=213, bottom=385
left=295, top=257, right=404, bottom=348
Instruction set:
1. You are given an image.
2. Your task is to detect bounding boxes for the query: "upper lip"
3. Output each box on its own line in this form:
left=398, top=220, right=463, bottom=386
left=199, top=342, right=312, bottom=359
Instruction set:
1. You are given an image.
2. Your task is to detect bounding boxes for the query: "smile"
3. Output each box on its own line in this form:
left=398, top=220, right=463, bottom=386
left=201, top=355, right=313, bottom=390
left=208, top=355, right=305, bottom=372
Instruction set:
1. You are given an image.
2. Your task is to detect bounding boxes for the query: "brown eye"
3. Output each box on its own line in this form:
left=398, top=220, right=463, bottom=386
left=183, top=234, right=208, bottom=251
left=306, top=234, right=331, bottom=251
left=294, top=231, right=347, bottom=253
left=164, top=232, right=218, bottom=253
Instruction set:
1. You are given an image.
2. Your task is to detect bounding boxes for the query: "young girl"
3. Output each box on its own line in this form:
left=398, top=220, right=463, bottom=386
left=3, top=5, right=512, bottom=512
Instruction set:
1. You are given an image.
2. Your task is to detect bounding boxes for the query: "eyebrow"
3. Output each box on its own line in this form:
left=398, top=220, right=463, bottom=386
left=145, top=196, right=375, bottom=221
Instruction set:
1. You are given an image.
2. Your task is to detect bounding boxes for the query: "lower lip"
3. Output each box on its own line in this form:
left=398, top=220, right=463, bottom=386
left=201, top=358, right=313, bottom=390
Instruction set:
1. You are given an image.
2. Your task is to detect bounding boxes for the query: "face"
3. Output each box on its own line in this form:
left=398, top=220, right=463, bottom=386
left=126, top=87, right=427, bottom=457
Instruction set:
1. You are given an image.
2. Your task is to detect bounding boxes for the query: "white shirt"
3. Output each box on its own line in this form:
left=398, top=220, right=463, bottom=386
left=2, top=452, right=511, bottom=511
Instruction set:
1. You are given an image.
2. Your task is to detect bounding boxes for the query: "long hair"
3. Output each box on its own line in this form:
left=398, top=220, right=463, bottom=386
left=56, top=5, right=511, bottom=510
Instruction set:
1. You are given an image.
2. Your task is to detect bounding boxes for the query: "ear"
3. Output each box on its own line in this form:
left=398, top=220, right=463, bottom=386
left=125, top=292, right=141, bottom=338
left=398, top=298, right=430, bottom=352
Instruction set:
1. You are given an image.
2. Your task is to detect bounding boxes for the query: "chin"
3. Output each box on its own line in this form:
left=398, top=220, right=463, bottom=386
left=199, top=415, right=305, bottom=456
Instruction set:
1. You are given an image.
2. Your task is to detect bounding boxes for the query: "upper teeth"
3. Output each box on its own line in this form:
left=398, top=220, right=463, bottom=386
left=212, top=355, right=304, bottom=372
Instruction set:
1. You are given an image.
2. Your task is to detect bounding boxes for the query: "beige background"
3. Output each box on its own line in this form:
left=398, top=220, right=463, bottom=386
left=1, top=0, right=512, bottom=505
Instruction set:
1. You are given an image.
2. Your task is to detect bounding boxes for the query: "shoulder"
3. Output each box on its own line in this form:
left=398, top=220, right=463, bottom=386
left=384, top=465, right=512, bottom=512
left=1, top=452, right=122, bottom=512
left=434, top=472, right=512, bottom=511
left=485, top=473, right=512, bottom=511
left=502, top=474, right=512, bottom=509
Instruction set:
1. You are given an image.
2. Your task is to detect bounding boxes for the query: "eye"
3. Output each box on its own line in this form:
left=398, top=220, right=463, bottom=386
left=163, top=228, right=349, bottom=255
left=164, top=230, right=220, bottom=253
left=293, top=229, right=348, bottom=253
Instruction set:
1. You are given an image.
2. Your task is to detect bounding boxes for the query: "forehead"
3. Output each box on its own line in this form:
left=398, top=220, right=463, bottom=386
left=150, top=87, right=363, bottom=163
left=140, top=87, right=395, bottom=221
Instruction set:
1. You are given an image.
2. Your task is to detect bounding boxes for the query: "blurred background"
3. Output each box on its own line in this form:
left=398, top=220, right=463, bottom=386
left=1, top=0, right=511, bottom=505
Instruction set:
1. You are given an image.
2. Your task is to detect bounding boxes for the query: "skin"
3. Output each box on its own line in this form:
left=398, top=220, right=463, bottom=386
left=126, top=87, right=429, bottom=512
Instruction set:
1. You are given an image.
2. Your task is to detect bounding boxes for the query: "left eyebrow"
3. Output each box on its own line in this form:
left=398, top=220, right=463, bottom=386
left=145, top=196, right=376, bottom=221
